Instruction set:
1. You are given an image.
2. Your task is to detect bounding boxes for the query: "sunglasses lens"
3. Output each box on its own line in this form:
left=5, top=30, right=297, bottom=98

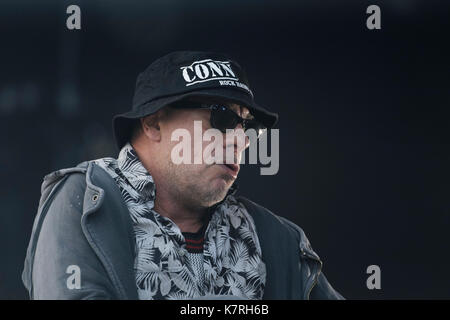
left=210, top=104, right=266, bottom=137
left=211, top=107, right=239, bottom=132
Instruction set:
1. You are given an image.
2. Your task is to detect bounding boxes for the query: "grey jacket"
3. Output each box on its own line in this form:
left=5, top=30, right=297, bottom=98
left=22, top=161, right=344, bottom=300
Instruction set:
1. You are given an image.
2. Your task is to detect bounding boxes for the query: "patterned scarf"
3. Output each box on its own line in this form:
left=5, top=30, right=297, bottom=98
left=94, top=142, right=266, bottom=300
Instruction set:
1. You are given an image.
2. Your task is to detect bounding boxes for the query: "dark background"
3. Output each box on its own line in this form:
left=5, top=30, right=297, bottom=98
left=1, top=0, right=449, bottom=299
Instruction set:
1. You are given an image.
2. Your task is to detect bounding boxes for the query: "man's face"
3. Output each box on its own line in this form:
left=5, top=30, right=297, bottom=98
left=156, top=98, right=253, bottom=209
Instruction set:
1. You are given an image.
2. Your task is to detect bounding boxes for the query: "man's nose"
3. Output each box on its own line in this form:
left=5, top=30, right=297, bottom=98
left=235, top=123, right=250, bottom=150
left=224, top=124, right=250, bottom=154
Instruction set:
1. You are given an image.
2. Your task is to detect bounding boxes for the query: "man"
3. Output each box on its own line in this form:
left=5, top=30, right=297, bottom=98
left=22, top=51, right=344, bottom=300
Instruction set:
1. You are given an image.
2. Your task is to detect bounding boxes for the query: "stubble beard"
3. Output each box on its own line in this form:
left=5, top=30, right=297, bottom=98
left=166, top=160, right=233, bottom=209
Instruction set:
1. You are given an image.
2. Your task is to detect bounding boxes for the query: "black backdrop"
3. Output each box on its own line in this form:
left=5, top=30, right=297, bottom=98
left=1, top=0, right=449, bottom=299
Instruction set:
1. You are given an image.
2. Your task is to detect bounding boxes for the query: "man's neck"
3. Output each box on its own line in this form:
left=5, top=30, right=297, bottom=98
left=132, top=142, right=208, bottom=233
left=153, top=192, right=208, bottom=233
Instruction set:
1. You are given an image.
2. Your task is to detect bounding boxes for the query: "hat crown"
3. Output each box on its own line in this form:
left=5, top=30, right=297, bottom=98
left=132, top=51, right=251, bottom=110
left=113, top=51, right=278, bottom=150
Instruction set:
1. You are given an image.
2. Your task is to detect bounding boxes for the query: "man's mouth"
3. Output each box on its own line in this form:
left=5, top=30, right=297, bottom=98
left=217, top=163, right=239, bottom=178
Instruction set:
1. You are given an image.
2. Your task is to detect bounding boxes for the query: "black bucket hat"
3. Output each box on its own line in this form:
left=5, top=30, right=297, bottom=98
left=113, top=51, right=279, bottom=150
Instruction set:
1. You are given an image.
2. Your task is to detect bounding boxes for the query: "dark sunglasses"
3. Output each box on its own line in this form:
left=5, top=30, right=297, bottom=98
left=170, top=101, right=266, bottom=137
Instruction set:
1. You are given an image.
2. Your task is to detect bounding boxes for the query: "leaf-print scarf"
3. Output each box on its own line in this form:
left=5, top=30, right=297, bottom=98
left=94, top=142, right=266, bottom=299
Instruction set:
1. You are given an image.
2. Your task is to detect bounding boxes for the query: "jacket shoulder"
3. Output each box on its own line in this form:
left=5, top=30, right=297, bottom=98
left=237, top=196, right=292, bottom=229
left=237, top=196, right=316, bottom=255
left=23, top=161, right=116, bottom=299
left=237, top=196, right=345, bottom=300
left=23, top=159, right=137, bottom=299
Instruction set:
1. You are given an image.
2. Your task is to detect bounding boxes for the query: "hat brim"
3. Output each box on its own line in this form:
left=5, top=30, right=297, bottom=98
left=113, top=88, right=278, bottom=150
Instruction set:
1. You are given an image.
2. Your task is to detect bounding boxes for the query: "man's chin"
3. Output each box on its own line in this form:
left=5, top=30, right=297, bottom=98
left=214, top=174, right=235, bottom=191
left=202, top=177, right=232, bottom=206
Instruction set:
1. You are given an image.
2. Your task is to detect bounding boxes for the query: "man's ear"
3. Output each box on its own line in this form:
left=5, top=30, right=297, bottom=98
left=141, top=114, right=161, bottom=142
